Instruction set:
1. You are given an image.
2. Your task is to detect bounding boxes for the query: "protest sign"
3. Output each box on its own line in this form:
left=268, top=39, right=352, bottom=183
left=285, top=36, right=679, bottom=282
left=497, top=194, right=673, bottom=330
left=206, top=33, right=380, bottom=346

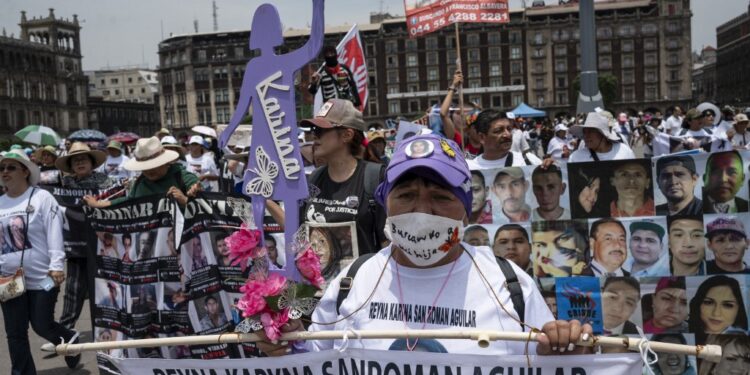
left=98, top=348, right=642, bottom=375
left=404, top=0, right=510, bottom=38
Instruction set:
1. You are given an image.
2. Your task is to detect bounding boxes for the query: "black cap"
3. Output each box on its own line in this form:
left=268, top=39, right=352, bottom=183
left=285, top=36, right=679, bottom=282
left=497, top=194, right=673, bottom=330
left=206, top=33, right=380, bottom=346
left=657, top=155, right=696, bottom=175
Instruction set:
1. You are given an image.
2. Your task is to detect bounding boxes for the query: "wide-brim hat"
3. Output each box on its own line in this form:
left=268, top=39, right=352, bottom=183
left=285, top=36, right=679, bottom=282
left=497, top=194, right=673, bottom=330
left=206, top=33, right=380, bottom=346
left=569, top=112, right=620, bottom=142
left=697, top=102, right=721, bottom=126
left=55, top=142, right=107, bottom=174
left=0, top=149, right=40, bottom=186
left=123, top=136, right=179, bottom=171
left=161, top=136, right=186, bottom=157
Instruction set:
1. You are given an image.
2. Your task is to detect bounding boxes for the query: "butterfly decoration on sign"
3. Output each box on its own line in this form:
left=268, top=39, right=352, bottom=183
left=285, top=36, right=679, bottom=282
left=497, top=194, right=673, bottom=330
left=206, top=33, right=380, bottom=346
left=278, top=283, right=318, bottom=320
left=245, top=146, right=279, bottom=198
left=234, top=318, right=263, bottom=333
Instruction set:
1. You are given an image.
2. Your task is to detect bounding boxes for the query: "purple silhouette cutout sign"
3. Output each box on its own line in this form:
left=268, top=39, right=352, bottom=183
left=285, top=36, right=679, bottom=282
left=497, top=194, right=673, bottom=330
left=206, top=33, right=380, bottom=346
left=219, top=0, right=324, bottom=282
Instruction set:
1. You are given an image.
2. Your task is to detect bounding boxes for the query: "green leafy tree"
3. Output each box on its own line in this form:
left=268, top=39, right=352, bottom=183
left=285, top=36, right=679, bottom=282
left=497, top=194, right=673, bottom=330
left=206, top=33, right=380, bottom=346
left=573, top=73, right=619, bottom=109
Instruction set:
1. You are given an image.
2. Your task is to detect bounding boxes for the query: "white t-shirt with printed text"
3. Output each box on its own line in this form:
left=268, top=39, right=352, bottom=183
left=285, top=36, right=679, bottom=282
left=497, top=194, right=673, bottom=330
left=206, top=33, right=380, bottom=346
left=568, top=142, right=635, bottom=163
left=308, top=244, right=555, bottom=354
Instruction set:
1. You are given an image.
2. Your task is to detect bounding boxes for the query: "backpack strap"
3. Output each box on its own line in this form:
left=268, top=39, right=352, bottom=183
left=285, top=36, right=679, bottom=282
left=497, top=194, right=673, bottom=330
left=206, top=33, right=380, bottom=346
left=521, top=152, right=532, bottom=166
left=495, top=256, right=525, bottom=329
left=587, top=147, right=600, bottom=162
left=504, top=152, right=514, bottom=167
left=336, top=253, right=376, bottom=315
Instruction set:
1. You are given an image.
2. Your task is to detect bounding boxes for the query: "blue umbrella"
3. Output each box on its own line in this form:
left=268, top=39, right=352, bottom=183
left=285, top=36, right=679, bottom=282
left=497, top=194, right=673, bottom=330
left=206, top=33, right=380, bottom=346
left=69, top=129, right=107, bottom=142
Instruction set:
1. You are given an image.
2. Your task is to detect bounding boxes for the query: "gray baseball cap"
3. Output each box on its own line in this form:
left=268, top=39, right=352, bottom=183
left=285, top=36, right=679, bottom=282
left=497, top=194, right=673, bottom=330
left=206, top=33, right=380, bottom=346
left=300, top=98, right=366, bottom=132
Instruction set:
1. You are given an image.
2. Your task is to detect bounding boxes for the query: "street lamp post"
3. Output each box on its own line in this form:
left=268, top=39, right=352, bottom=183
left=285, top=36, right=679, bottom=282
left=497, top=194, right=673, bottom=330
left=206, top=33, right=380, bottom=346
left=576, top=0, right=603, bottom=114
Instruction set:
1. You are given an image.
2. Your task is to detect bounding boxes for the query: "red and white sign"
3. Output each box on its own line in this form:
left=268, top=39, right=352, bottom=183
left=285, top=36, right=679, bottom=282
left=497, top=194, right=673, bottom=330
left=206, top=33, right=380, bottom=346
left=313, top=25, right=368, bottom=113
left=404, top=0, right=509, bottom=38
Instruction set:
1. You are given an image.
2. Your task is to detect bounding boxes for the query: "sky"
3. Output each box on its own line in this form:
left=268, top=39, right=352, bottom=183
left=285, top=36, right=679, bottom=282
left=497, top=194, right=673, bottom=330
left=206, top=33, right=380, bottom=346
left=0, top=0, right=747, bottom=71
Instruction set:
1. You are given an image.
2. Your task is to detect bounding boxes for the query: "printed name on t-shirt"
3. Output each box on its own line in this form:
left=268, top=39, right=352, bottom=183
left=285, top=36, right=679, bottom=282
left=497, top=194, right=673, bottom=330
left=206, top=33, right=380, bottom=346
left=368, top=302, right=477, bottom=328
left=310, top=197, right=358, bottom=216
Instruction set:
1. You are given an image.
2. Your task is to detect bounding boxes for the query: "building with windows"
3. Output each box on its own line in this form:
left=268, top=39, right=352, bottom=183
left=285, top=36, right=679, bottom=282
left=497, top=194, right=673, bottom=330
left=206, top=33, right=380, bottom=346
left=692, top=46, right=716, bottom=103
left=0, top=9, right=88, bottom=135
left=85, top=68, right=159, bottom=104
left=715, top=2, right=750, bottom=107
left=157, top=0, right=692, bottom=128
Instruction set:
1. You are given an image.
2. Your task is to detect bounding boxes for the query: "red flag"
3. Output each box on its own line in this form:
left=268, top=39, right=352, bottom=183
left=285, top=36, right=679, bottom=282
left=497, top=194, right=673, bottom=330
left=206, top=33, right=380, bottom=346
left=337, top=25, right=368, bottom=112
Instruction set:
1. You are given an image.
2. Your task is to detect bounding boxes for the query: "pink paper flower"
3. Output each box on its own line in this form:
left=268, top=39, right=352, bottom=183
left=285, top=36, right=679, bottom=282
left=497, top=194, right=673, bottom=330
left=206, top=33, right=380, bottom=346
left=260, top=309, right=290, bottom=341
left=296, top=247, right=324, bottom=288
left=237, top=273, right=287, bottom=317
left=225, top=224, right=266, bottom=270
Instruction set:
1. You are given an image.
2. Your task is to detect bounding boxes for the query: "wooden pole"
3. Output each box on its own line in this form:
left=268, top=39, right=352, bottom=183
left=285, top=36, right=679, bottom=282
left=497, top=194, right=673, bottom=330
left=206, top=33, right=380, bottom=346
left=43, top=329, right=723, bottom=363
left=454, top=22, right=465, bottom=150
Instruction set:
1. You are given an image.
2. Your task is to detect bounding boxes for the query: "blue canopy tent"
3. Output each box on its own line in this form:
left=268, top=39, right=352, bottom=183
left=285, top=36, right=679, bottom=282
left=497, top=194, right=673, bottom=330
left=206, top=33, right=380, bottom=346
left=510, top=103, right=547, bottom=118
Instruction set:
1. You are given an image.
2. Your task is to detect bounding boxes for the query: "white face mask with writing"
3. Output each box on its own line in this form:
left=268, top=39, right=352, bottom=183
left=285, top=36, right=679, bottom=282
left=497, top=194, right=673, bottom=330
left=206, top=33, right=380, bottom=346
left=384, top=213, right=464, bottom=267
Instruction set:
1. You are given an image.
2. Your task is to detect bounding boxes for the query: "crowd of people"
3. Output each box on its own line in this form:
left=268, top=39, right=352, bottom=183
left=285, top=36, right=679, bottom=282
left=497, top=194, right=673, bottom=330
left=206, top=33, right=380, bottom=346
left=0, top=71, right=748, bottom=374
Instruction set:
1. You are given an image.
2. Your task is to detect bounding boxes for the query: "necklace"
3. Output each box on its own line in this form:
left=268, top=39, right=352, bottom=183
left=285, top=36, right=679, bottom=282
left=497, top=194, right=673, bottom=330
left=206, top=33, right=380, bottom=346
left=393, top=256, right=459, bottom=351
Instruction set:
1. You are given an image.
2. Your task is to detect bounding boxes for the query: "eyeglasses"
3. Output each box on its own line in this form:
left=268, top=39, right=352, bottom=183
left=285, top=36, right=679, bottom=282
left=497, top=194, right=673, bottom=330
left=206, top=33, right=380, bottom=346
left=0, top=165, right=19, bottom=172
left=312, top=126, right=336, bottom=138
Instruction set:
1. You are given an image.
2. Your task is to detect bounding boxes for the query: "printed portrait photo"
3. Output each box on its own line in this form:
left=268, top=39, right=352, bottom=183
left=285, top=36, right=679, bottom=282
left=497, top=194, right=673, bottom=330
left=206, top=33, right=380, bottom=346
left=266, top=232, right=286, bottom=270
left=698, top=334, right=750, bottom=375
left=189, top=292, right=231, bottom=332
left=600, top=276, right=642, bottom=335
left=95, top=278, right=123, bottom=310
left=188, top=233, right=210, bottom=271
left=154, top=227, right=178, bottom=257
left=136, top=230, right=157, bottom=261
left=640, top=276, right=689, bottom=334
left=469, top=170, right=493, bottom=225
left=703, top=214, right=750, bottom=274
left=646, top=333, right=697, bottom=375
left=160, top=331, right=192, bottom=359
left=491, top=224, right=532, bottom=274
left=160, top=282, right=188, bottom=311
left=489, top=167, right=532, bottom=223
left=581, top=218, right=630, bottom=277
left=96, top=232, right=120, bottom=258
left=530, top=220, right=589, bottom=278
left=567, top=163, right=608, bottom=219
left=537, top=278, right=558, bottom=319
left=307, top=222, right=359, bottom=281
left=687, top=275, right=748, bottom=343
left=95, top=328, right=125, bottom=357
left=128, top=283, right=158, bottom=315
left=607, top=159, right=655, bottom=218
left=667, top=215, right=706, bottom=276
left=653, top=154, right=703, bottom=216
left=211, top=230, right=233, bottom=267
left=699, top=150, right=750, bottom=214
left=530, top=164, right=571, bottom=221
left=120, top=233, right=136, bottom=263
left=403, top=139, right=434, bottom=159
left=622, top=218, right=670, bottom=277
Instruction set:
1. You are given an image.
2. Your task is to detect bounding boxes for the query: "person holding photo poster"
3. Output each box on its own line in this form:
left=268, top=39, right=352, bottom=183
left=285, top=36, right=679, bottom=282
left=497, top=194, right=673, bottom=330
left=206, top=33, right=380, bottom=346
left=568, top=111, right=635, bottom=163
left=267, top=134, right=594, bottom=357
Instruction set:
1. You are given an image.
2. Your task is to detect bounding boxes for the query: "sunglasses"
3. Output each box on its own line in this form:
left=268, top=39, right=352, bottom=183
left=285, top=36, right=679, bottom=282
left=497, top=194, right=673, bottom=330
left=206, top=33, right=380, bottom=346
left=0, top=164, right=20, bottom=172
left=312, top=126, right=336, bottom=138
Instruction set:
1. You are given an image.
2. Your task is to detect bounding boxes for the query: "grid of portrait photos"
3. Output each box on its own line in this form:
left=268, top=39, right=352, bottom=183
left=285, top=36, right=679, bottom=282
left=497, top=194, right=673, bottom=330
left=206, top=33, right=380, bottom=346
left=90, top=193, right=285, bottom=360
left=467, top=150, right=750, bottom=374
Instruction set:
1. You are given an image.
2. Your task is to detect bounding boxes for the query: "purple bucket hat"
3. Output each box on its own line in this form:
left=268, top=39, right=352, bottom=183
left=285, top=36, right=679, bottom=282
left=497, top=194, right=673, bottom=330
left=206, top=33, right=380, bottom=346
left=374, top=134, right=472, bottom=215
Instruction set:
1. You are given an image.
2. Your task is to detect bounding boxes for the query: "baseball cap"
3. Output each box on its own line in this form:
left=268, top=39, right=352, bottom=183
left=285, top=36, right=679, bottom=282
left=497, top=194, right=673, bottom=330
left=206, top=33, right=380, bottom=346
left=107, top=140, right=123, bottom=150
left=655, top=277, right=685, bottom=293
left=496, top=167, right=525, bottom=180
left=685, top=109, right=703, bottom=121
left=189, top=135, right=205, bottom=146
left=554, top=123, right=568, bottom=132
left=374, top=134, right=472, bottom=216
left=367, top=130, right=385, bottom=142
left=300, top=98, right=366, bottom=132
left=706, top=217, right=747, bottom=238
left=735, top=113, right=749, bottom=123
left=629, top=221, right=665, bottom=241
left=157, top=128, right=170, bottom=136
left=656, top=155, right=696, bottom=175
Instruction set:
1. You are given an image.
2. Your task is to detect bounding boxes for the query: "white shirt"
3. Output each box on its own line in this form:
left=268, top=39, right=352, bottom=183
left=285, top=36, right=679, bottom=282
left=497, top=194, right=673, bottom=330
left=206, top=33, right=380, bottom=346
left=98, top=154, right=133, bottom=181
left=666, top=115, right=683, bottom=136
left=731, top=129, right=750, bottom=148
left=546, top=136, right=570, bottom=159
left=185, top=153, right=219, bottom=192
left=679, top=128, right=711, bottom=138
left=613, top=122, right=632, bottom=145
left=308, top=244, right=555, bottom=354
left=467, top=152, right=542, bottom=170
left=510, top=129, right=530, bottom=153
left=0, top=187, right=65, bottom=289
left=568, top=142, right=635, bottom=163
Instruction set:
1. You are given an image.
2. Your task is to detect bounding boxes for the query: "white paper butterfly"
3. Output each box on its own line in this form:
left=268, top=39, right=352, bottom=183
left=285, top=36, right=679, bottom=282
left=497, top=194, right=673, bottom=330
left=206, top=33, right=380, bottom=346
left=278, top=285, right=318, bottom=320
left=234, top=318, right=263, bottom=333
left=245, top=147, right=279, bottom=198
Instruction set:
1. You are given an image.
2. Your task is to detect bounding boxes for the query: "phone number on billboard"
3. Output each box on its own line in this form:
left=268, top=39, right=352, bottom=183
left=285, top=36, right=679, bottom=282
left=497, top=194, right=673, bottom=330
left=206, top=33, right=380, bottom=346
left=409, top=12, right=509, bottom=36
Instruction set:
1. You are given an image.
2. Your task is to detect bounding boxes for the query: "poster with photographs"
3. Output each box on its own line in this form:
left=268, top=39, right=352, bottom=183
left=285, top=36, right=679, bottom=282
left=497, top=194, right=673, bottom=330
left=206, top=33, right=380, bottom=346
left=85, top=195, right=181, bottom=357
left=469, top=164, right=570, bottom=225
left=306, top=221, right=359, bottom=283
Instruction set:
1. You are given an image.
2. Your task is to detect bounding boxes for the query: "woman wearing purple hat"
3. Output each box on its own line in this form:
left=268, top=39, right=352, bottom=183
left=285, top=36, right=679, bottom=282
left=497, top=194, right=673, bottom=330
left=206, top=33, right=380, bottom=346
left=258, top=134, right=592, bottom=357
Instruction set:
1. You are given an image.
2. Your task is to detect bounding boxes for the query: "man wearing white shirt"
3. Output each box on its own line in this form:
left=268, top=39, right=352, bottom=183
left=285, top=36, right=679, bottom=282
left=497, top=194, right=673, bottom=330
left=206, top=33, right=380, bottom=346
left=730, top=114, right=750, bottom=149
left=545, top=124, right=571, bottom=160
left=467, top=109, right=542, bottom=169
left=185, top=135, right=219, bottom=192
left=568, top=112, right=635, bottom=163
left=98, top=141, right=132, bottom=181
left=665, top=106, right=683, bottom=136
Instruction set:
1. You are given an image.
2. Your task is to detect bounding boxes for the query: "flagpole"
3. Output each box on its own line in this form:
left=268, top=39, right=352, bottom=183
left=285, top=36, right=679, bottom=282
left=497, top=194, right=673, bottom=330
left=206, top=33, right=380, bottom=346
left=454, top=22, right=465, bottom=150
left=43, top=329, right=722, bottom=362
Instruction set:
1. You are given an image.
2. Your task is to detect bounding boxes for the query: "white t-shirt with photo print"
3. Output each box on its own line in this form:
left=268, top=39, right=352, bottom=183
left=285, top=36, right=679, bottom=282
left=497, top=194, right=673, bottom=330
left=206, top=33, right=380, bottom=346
left=308, top=243, right=554, bottom=354
left=185, top=153, right=219, bottom=192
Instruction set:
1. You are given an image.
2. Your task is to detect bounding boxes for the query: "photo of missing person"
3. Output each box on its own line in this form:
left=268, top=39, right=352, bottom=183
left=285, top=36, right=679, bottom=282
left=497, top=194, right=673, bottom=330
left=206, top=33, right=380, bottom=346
left=0, top=224, right=13, bottom=255
left=404, top=139, right=434, bottom=158
left=136, top=230, right=157, bottom=260
left=153, top=227, right=177, bottom=258
left=161, top=282, right=188, bottom=311
left=211, top=231, right=233, bottom=267
left=530, top=164, right=571, bottom=221
left=568, top=163, right=608, bottom=219
left=469, top=170, right=492, bottom=224
left=490, top=167, right=532, bottom=223
left=492, top=224, right=532, bottom=274
left=600, top=276, right=641, bottom=335
left=121, top=233, right=135, bottom=263
left=463, top=225, right=491, bottom=247
left=700, top=150, right=749, bottom=214
left=667, top=216, right=707, bottom=276
left=95, top=328, right=125, bottom=357
left=641, top=276, right=689, bottom=334
left=687, top=275, right=748, bottom=343
left=623, top=218, right=670, bottom=277
left=581, top=218, right=630, bottom=277
left=7, top=215, right=28, bottom=251
left=654, top=154, right=703, bottom=216
left=608, top=159, right=655, bottom=217
left=703, top=215, right=750, bottom=274
left=307, top=222, right=359, bottom=281
left=646, top=334, right=698, bottom=375
left=537, top=278, right=557, bottom=319
left=189, top=234, right=210, bottom=271
left=95, top=278, right=123, bottom=310
left=530, top=220, right=588, bottom=278
left=265, top=234, right=284, bottom=270
left=699, top=334, right=750, bottom=375
left=160, top=331, right=192, bottom=359
left=129, top=284, right=158, bottom=315
left=96, top=232, right=119, bottom=258
left=190, top=292, right=230, bottom=332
